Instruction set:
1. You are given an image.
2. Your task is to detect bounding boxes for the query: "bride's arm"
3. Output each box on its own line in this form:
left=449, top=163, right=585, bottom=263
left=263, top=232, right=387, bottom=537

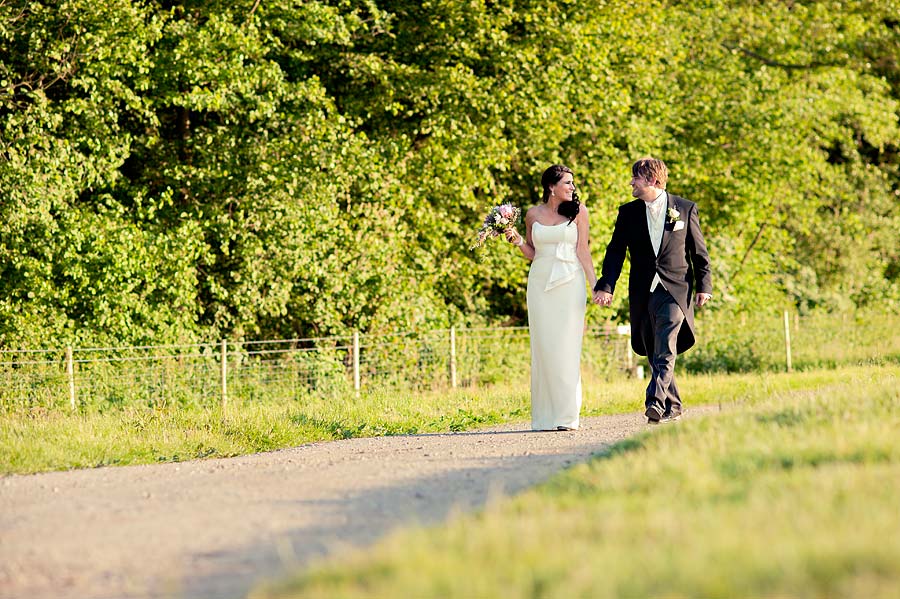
left=506, top=208, right=536, bottom=261
left=575, top=206, right=598, bottom=290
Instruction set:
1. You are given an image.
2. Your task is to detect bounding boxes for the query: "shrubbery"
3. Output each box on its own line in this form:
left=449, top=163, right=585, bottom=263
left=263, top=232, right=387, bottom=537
left=2, top=1, right=898, bottom=349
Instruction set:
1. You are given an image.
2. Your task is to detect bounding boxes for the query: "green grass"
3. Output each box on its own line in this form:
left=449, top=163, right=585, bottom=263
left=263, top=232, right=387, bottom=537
left=2, top=376, right=608, bottom=474
left=1, top=363, right=893, bottom=475
left=684, top=309, right=900, bottom=373
left=0, top=383, right=515, bottom=474
left=250, top=364, right=900, bottom=599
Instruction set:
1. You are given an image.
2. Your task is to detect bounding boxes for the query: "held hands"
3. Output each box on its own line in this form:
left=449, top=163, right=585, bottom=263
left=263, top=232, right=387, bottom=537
left=593, top=291, right=710, bottom=306
left=593, top=290, right=612, bottom=306
left=594, top=292, right=710, bottom=306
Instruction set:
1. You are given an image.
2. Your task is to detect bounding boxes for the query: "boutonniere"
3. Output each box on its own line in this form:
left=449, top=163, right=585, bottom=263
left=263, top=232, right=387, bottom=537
left=667, top=207, right=685, bottom=231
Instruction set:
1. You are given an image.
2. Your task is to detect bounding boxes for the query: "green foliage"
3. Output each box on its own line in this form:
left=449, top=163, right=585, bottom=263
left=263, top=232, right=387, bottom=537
left=1, top=1, right=899, bottom=346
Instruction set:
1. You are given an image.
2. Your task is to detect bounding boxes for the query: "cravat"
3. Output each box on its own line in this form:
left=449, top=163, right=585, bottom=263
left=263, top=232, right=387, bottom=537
left=647, top=194, right=666, bottom=292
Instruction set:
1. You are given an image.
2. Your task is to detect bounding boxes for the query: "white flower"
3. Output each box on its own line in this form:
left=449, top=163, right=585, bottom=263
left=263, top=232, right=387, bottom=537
left=667, top=207, right=681, bottom=223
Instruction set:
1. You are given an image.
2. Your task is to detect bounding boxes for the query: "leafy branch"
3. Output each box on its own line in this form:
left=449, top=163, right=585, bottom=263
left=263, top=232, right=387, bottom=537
left=721, top=42, right=837, bottom=70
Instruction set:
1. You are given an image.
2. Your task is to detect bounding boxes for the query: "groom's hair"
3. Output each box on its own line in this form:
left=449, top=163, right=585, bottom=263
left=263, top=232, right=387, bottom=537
left=632, top=157, right=668, bottom=189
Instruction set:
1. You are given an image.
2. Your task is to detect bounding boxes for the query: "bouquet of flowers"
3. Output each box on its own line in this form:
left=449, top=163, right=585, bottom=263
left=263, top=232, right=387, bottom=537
left=471, top=203, right=522, bottom=250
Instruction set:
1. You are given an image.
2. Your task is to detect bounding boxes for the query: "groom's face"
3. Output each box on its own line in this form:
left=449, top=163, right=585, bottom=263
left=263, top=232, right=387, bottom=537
left=630, top=174, right=657, bottom=201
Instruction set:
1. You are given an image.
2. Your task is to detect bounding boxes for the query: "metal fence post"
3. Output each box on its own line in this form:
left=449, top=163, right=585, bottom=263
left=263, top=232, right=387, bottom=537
left=66, top=346, right=75, bottom=410
left=221, top=339, right=228, bottom=408
left=449, top=327, right=457, bottom=388
left=353, top=332, right=360, bottom=395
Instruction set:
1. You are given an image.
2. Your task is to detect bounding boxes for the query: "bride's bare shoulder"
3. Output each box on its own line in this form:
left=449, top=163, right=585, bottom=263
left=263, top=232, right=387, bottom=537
left=525, top=205, right=543, bottom=221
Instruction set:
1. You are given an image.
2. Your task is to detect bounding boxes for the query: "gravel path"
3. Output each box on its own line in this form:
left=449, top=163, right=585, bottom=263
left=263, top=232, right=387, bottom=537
left=0, top=407, right=715, bottom=599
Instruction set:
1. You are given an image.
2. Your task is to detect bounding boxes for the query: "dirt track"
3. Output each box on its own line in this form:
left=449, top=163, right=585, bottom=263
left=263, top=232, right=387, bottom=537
left=0, top=408, right=714, bottom=599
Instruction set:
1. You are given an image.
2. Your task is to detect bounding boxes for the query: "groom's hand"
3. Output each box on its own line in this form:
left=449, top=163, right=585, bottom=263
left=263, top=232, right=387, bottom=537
left=696, top=293, right=712, bottom=307
left=594, top=290, right=612, bottom=306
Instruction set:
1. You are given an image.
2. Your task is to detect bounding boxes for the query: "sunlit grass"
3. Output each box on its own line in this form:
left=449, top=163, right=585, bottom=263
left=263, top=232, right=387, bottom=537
left=252, top=364, right=900, bottom=599
left=0, top=383, right=522, bottom=474
left=1, top=364, right=892, bottom=475
left=685, top=309, right=900, bottom=373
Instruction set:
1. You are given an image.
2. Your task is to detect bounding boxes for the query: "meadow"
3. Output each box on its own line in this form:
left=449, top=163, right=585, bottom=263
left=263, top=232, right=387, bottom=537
left=251, top=363, right=900, bottom=598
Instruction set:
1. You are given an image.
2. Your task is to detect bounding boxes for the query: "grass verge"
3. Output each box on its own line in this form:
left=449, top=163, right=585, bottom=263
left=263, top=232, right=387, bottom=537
left=251, top=363, right=900, bottom=598
left=0, top=364, right=892, bottom=475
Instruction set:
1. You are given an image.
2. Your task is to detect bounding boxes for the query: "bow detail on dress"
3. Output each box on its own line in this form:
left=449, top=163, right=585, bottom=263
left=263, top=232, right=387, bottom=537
left=545, top=242, right=579, bottom=291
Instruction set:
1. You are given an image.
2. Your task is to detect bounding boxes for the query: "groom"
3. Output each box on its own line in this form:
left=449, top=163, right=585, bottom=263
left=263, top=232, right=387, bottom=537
left=593, top=157, right=712, bottom=424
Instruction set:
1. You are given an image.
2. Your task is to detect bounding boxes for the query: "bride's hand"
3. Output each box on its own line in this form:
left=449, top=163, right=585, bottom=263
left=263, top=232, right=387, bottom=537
left=504, top=229, right=523, bottom=245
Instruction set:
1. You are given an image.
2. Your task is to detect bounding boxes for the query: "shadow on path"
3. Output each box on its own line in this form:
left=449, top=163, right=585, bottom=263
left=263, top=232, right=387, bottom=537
left=179, top=437, right=617, bottom=599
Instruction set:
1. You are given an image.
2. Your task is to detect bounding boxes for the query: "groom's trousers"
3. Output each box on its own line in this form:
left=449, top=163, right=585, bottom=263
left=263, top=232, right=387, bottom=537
left=641, top=287, right=685, bottom=413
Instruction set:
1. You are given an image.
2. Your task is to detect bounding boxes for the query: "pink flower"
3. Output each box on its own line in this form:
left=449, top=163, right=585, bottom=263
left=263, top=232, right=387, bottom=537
left=470, top=203, right=522, bottom=251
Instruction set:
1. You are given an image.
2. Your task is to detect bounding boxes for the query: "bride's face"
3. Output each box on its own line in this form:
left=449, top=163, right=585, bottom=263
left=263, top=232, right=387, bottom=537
left=552, top=174, right=575, bottom=202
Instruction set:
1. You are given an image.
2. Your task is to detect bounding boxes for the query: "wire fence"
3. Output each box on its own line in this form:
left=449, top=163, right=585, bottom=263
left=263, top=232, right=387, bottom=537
left=0, top=326, right=632, bottom=412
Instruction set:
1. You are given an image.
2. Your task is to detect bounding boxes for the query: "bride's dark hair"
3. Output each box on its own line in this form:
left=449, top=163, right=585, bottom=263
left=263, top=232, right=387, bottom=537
left=541, top=164, right=580, bottom=224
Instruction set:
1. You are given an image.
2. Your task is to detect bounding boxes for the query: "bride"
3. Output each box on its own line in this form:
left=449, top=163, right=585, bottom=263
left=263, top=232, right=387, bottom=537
left=505, top=165, right=601, bottom=431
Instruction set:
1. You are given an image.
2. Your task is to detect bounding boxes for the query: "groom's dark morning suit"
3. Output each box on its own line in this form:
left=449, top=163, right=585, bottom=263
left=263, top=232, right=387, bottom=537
left=594, top=193, right=712, bottom=415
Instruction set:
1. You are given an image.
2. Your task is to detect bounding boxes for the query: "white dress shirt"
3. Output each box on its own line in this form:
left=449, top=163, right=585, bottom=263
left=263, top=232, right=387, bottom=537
left=646, top=191, right=667, bottom=292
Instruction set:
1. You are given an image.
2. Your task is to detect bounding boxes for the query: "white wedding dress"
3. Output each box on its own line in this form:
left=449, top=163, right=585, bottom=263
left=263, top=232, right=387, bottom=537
left=527, top=221, right=585, bottom=431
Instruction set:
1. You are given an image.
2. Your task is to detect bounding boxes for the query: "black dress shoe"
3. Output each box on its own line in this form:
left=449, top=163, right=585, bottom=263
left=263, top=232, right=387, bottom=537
left=660, top=408, right=683, bottom=423
left=645, top=403, right=664, bottom=423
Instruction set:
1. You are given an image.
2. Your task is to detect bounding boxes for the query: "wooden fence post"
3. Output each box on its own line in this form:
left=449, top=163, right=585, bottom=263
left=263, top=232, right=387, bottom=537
left=625, top=338, right=633, bottom=374
left=221, top=339, right=228, bottom=408
left=353, top=331, right=360, bottom=395
left=66, top=346, right=75, bottom=410
left=783, top=310, right=793, bottom=373
left=449, top=327, right=457, bottom=388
